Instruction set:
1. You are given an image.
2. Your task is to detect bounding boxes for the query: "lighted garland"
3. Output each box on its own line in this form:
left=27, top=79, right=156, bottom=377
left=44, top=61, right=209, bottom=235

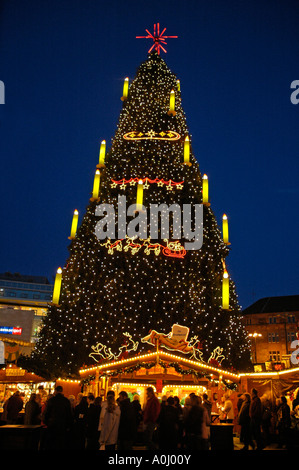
left=81, top=360, right=213, bottom=384
left=81, top=375, right=95, bottom=386
left=222, top=379, right=238, bottom=391
left=110, top=177, right=184, bottom=191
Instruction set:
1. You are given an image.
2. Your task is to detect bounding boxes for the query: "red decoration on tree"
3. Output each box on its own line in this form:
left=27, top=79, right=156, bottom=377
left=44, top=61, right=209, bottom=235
left=136, top=23, right=178, bottom=54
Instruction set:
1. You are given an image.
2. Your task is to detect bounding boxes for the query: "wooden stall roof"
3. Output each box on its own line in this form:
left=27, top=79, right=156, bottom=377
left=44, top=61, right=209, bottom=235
left=0, top=365, right=45, bottom=383
left=239, top=365, right=299, bottom=380
left=0, top=334, right=35, bottom=347
left=79, top=349, right=241, bottom=383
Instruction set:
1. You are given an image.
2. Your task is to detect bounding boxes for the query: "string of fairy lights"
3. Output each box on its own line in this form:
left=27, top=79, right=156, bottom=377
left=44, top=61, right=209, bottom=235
left=28, top=52, right=250, bottom=379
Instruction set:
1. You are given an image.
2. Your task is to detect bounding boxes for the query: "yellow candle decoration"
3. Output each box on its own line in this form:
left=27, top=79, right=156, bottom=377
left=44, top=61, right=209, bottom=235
left=52, top=267, right=62, bottom=305
left=222, top=269, right=230, bottom=310
left=168, top=89, right=176, bottom=116
left=69, top=209, right=79, bottom=239
left=177, top=79, right=180, bottom=91
left=121, top=77, right=129, bottom=101
left=202, top=174, right=209, bottom=205
left=222, top=214, right=230, bottom=244
left=91, top=169, right=101, bottom=201
left=97, top=140, right=106, bottom=168
left=136, top=179, right=144, bottom=211
left=183, top=135, right=191, bottom=166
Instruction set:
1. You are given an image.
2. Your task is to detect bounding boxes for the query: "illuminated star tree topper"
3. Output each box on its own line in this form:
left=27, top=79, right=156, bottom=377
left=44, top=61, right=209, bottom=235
left=136, top=23, right=178, bottom=54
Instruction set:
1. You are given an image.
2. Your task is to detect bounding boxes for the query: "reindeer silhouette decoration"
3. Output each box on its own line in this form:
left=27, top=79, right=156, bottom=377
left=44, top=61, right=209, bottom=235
left=89, top=332, right=139, bottom=362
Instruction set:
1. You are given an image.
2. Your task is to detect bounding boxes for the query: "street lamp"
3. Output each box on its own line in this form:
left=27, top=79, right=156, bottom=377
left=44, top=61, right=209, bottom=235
left=248, top=332, right=262, bottom=364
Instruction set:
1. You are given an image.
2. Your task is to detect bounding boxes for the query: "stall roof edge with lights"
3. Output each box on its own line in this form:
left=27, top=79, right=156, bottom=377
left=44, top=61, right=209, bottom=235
left=79, top=349, right=240, bottom=383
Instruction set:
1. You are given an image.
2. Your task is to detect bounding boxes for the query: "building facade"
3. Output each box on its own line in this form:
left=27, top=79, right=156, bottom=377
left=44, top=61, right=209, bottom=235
left=0, top=273, right=53, bottom=360
left=242, top=295, right=299, bottom=371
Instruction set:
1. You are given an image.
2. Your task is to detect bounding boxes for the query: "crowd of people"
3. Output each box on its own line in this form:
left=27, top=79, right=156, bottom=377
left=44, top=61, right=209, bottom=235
left=236, top=388, right=299, bottom=450
left=90, top=386, right=212, bottom=451
left=0, top=385, right=212, bottom=450
left=2, top=385, right=299, bottom=450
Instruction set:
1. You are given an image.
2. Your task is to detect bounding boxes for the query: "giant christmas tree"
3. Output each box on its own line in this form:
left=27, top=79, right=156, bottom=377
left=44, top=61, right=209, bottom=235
left=24, top=34, right=251, bottom=379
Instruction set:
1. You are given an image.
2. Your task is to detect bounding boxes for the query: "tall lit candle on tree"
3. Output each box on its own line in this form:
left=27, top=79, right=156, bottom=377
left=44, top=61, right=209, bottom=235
left=91, top=169, right=101, bottom=201
left=222, top=214, right=229, bottom=244
left=183, top=135, right=191, bottom=166
left=69, top=209, right=79, bottom=239
left=222, top=269, right=230, bottom=310
left=168, top=89, right=176, bottom=115
left=121, top=77, right=129, bottom=101
left=136, top=179, right=144, bottom=211
left=202, top=174, right=209, bottom=205
left=52, top=267, right=62, bottom=305
left=97, top=140, right=106, bottom=167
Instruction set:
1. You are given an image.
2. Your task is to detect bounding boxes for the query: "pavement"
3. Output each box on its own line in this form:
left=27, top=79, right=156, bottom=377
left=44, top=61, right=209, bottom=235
left=233, top=435, right=288, bottom=451
left=132, top=435, right=289, bottom=451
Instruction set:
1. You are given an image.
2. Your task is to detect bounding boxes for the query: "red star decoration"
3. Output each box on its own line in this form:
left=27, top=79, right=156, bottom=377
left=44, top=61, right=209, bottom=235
left=136, top=23, right=178, bottom=54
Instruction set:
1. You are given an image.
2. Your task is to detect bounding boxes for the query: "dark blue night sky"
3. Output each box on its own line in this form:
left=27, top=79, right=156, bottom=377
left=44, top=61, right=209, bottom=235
left=0, top=0, right=298, bottom=309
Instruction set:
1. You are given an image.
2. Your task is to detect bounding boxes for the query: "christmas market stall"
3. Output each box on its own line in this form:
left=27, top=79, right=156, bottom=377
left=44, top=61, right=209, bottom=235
left=0, top=364, right=54, bottom=424
left=79, top=324, right=241, bottom=412
left=80, top=349, right=240, bottom=403
left=239, top=366, right=299, bottom=405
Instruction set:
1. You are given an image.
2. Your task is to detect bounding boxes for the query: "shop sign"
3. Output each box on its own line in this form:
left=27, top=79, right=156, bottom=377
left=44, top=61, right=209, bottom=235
left=0, top=326, right=22, bottom=335
left=5, top=368, right=26, bottom=376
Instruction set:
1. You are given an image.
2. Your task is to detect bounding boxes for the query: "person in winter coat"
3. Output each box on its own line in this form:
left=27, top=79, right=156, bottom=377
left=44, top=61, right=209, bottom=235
left=24, top=393, right=41, bottom=425
left=220, top=393, right=234, bottom=423
left=183, top=394, right=205, bottom=450
left=249, top=388, right=263, bottom=450
left=143, top=387, right=161, bottom=450
left=43, top=385, right=73, bottom=449
left=85, top=393, right=101, bottom=450
left=99, top=394, right=121, bottom=450
left=157, top=396, right=180, bottom=450
left=173, top=396, right=184, bottom=447
left=6, top=390, right=23, bottom=424
left=202, top=393, right=212, bottom=421
left=238, top=393, right=255, bottom=450
left=98, top=390, right=115, bottom=429
left=200, top=397, right=211, bottom=450
left=132, top=394, right=142, bottom=428
left=117, top=391, right=137, bottom=450
left=276, top=396, right=291, bottom=448
left=73, top=395, right=88, bottom=449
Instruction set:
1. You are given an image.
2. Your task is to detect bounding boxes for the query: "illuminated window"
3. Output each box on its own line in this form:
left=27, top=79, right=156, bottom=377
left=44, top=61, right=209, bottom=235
left=269, top=351, right=281, bottom=361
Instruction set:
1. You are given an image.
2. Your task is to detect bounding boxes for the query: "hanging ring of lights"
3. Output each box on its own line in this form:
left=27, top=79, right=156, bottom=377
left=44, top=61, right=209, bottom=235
left=123, top=130, right=181, bottom=141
